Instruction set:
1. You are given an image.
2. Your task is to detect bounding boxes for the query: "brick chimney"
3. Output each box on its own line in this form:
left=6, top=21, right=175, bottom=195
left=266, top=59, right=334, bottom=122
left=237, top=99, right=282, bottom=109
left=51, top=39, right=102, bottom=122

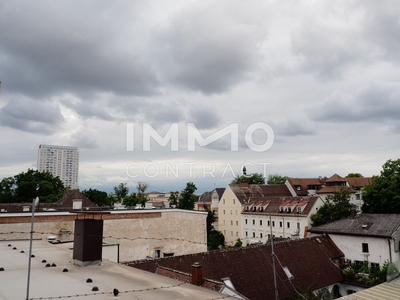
left=350, top=206, right=357, bottom=218
left=191, top=262, right=203, bottom=286
left=240, top=182, right=249, bottom=188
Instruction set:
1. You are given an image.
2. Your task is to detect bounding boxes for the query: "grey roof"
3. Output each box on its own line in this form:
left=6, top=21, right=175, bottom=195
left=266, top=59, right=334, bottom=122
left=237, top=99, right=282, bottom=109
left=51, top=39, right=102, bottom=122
left=197, top=191, right=212, bottom=203
left=215, top=188, right=225, bottom=199
left=308, top=214, right=400, bottom=238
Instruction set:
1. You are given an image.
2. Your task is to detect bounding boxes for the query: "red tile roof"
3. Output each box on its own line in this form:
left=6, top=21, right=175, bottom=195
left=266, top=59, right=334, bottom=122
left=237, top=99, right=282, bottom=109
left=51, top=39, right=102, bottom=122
left=229, top=184, right=291, bottom=204
left=127, top=236, right=344, bottom=300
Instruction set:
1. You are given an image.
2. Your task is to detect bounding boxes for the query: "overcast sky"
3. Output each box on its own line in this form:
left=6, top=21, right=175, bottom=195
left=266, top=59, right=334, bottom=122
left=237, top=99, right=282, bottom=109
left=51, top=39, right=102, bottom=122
left=1, top=0, right=399, bottom=194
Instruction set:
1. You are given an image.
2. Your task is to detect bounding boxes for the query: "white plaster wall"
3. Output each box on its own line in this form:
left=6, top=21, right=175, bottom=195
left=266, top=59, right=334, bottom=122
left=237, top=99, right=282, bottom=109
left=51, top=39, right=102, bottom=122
left=327, top=234, right=397, bottom=266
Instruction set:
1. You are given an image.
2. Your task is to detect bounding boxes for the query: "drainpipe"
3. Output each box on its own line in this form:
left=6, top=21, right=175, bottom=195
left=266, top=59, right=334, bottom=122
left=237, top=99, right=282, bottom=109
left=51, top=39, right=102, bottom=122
left=388, top=239, right=393, bottom=263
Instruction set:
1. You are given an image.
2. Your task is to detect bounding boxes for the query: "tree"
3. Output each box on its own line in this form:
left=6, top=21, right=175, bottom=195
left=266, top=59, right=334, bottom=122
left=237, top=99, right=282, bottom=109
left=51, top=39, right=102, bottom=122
left=310, top=188, right=353, bottom=227
left=346, top=173, right=363, bottom=178
left=0, top=169, right=65, bottom=203
left=168, top=191, right=179, bottom=207
left=231, top=173, right=265, bottom=184
left=267, top=174, right=289, bottom=184
left=113, top=183, right=129, bottom=204
left=81, top=188, right=109, bottom=206
left=178, top=182, right=197, bottom=210
left=207, top=230, right=225, bottom=250
left=136, top=181, right=149, bottom=198
left=204, top=206, right=216, bottom=236
left=362, top=159, right=400, bottom=213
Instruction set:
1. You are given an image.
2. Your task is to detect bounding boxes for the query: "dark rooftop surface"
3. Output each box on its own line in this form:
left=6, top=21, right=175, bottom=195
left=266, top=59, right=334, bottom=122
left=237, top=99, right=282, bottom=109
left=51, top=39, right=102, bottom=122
left=308, top=214, right=400, bottom=237
left=128, top=236, right=344, bottom=300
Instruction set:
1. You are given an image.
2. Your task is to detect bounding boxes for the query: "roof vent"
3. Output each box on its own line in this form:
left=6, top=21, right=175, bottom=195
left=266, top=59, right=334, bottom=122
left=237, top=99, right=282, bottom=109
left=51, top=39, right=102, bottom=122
left=113, top=288, right=119, bottom=296
left=0, top=267, right=4, bottom=271
left=42, top=260, right=47, bottom=263
left=31, top=255, right=35, bottom=258
left=52, top=263, right=57, bottom=267
left=63, top=268, right=68, bottom=272
left=46, top=263, right=51, bottom=267
left=20, top=251, right=25, bottom=253
left=86, top=278, right=93, bottom=283
left=8, top=244, right=11, bottom=247
left=92, top=286, right=99, bottom=291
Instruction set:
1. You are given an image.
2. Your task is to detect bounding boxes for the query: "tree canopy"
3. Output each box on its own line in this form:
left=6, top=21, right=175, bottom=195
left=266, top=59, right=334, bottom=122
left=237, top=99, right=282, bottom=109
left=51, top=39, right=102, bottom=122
left=346, top=173, right=363, bottom=178
left=81, top=188, right=109, bottom=206
left=0, top=169, right=65, bottom=203
left=178, top=182, right=197, bottom=210
left=310, top=188, right=353, bottom=227
left=113, top=183, right=129, bottom=204
left=231, top=173, right=265, bottom=184
left=267, top=174, right=289, bottom=184
left=207, top=230, right=225, bottom=251
left=362, top=159, right=400, bottom=213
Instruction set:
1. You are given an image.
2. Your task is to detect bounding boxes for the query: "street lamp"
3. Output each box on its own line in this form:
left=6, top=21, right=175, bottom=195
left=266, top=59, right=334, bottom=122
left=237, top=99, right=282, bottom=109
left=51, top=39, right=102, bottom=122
left=26, top=196, right=39, bottom=300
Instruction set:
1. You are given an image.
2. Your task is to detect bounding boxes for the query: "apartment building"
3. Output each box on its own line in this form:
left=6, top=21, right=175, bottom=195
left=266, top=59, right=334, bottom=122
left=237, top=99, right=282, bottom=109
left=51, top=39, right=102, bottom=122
left=37, top=144, right=79, bottom=189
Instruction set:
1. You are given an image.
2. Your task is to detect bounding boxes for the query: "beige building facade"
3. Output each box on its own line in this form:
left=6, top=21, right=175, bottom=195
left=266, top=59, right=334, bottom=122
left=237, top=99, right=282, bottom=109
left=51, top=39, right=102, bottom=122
left=0, top=209, right=207, bottom=262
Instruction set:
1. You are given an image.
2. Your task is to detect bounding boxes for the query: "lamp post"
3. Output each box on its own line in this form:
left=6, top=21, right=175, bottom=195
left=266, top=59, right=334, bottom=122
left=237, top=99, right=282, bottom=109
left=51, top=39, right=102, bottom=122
left=26, top=196, right=39, bottom=300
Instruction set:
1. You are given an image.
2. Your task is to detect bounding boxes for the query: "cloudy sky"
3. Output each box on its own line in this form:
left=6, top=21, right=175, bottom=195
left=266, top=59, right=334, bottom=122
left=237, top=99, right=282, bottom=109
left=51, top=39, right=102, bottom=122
left=1, top=0, right=399, bottom=194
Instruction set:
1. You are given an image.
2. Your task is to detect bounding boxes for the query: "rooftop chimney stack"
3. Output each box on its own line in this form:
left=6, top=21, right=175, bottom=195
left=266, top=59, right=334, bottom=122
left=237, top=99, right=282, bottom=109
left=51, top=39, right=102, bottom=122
left=350, top=206, right=357, bottom=218
left=191, top=262, right=203, bottom=286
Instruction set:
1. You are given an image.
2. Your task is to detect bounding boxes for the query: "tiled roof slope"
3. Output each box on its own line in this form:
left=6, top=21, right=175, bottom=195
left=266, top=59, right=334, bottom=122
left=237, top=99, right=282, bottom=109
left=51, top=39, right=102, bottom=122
left=287, top=176, right=372, bottom=196
left=197, top=191, right=212, bottom=203
left=128, top=236, right=344, bottom=300
left=215, top=188, right=225, bottom=198
left=229, top=184, right=291, bottom=204
left=308, top=214, right=400, bottom=237
left=242, top=196, right=319, bottom=216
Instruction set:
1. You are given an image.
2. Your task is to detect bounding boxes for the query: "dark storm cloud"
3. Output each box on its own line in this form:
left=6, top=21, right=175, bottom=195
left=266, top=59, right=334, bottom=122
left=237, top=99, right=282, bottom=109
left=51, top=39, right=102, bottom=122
left=309, top=82, right=400, bottom=124
left=151, top=3, right=265, bottom=94
left=0, top=1, right=159, bottom=98
left=0, top=97, right=64, bottom=134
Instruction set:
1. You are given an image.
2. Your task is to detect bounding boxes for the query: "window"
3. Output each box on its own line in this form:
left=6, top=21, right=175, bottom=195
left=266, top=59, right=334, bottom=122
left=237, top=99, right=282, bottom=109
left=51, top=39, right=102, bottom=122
left=272, top=221, right=275, bottom=227
left=279, top=221, right=283, bottom=228
left=155, top=249, right=161, bottom=258
left=362, top=243, right=369, bottom=253
left=223, top=220, right=226, bottom=225
left=287, top=222, right=290, bottom=228
left=224, top=230, right=226, bottom=235
left=233, top=199, right=235, bottom=204
left=260, top=220, right=263, bottom=226
left=252, top=232, right=256, bottom=238
left=245, top=231, right=248, bottom=237
left=223, top=210, right=225, bottom=215
left=230, top=210, right=233, bottom=215
left=231, top=231, right=233, bottom=236
left=236, top=231, right=238, bottom=237
left=231, top=220, right=233, bottom=226
left=223, top=199, right=225, bottom=204
left=236, top=221, right=238, bottom=226
left=268, top=220, right=270, bottom=226
left=236, top=210, right=238, bottom=215
left=252, top=219, right=255, bottom=225
left=297, top=222, right=300, bottom=229
left=260, top=233, right=263, bottom=238
left=245, top=219, right=248, bottom=225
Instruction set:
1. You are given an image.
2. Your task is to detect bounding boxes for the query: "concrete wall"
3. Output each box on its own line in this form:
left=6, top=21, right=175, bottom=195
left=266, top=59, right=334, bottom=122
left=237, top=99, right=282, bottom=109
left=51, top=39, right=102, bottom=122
left=0, top=209, right=207, bottom=262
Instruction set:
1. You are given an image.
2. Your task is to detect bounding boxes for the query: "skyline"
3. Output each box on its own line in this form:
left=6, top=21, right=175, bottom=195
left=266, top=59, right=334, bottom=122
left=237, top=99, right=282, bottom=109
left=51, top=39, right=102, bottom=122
left=1, top=1, right=399, bottom=193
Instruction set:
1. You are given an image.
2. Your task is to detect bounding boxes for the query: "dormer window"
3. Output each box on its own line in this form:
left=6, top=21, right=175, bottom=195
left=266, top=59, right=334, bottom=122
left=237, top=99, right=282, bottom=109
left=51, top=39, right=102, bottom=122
left=295, top=186, right=301, bottom=191
left=297, top=207, right=302, bottom=213
left=280, top=207, right=284, bottom=212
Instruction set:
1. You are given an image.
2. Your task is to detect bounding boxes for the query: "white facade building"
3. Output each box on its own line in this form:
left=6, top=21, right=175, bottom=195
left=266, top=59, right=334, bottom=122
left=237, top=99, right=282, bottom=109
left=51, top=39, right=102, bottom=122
left=37, top=144, right=79, bottom=189
left=309, top=214, right=400, bottom=267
